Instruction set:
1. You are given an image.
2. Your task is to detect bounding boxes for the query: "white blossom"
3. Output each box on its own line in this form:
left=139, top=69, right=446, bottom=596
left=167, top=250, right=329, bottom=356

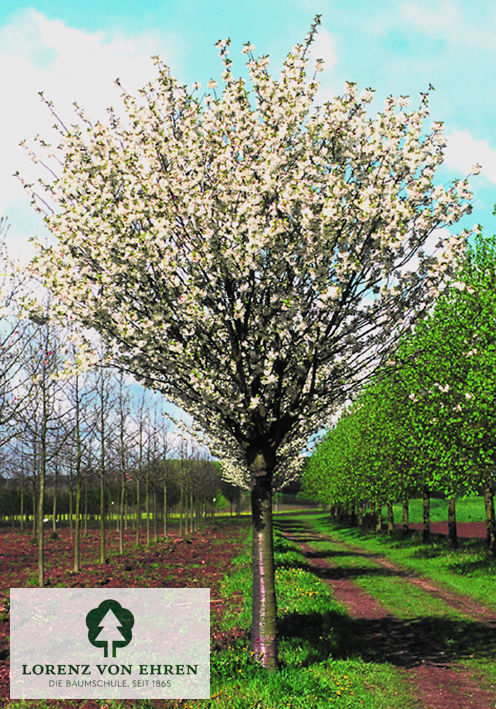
left=22, top=23, right=474, bottom=489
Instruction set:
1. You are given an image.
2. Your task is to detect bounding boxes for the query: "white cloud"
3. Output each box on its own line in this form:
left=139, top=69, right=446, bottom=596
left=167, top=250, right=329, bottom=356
left=400, top=2, right=496, bottom=49
left=311, top=26, right=338, bottom=72
left=309, top=27, right=341, bottom=103
left=444, top=129, right=496, bottom=183
left=0, top=9, right=182, bottom=229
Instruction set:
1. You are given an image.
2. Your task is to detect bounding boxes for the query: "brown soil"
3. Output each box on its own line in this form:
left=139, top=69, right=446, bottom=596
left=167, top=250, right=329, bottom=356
left=403, top=521, right=487, bottom=539
left=280, top=522, right=496, bottom=709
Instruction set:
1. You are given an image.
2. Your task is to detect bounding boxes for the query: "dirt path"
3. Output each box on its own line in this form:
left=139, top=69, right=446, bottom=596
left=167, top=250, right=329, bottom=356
left=321, top=533, right=496, bottom=624
left=279, top=520, right=496, bottom=709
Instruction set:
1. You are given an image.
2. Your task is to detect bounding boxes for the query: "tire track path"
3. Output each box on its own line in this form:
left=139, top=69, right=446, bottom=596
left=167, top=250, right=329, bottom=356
left=279, top=521, right=496, bottom=709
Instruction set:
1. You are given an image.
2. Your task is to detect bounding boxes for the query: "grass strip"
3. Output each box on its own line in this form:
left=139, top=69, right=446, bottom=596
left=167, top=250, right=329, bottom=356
left=294, top=513, right=496, bottom=690
left=6, top=522, right=426, bottom=709
left=208, top=528, right=418, bottom=708
left=300, top=513, right=496, bottom=612
left=390, top=497, right=486, bottom=524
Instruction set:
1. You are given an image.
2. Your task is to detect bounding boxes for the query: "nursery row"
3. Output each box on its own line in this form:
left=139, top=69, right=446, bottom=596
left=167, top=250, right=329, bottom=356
left=303, top=234, right=496, bottom=555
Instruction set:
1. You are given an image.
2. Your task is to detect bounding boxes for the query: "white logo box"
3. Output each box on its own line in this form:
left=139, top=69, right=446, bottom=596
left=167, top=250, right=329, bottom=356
left=10, top=588, right=210, bottom=699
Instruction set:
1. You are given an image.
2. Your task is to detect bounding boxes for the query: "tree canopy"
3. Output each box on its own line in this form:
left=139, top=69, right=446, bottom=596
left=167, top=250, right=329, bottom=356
left=22, top=16, right=476, bottom=667
left=23, top=17, right=474, bottom=486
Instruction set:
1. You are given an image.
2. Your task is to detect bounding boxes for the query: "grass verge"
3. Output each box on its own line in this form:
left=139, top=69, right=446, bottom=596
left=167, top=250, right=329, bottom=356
left=208, top=529, right=418, bottom=708
left=300, top=513, right=496, bottom=612
left=389, top=496, right=487, bottom=524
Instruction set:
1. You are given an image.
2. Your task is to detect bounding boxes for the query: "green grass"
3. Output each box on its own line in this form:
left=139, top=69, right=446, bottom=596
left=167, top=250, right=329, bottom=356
left=306, top=535, right=465, bottom=621
left=300, top=513, right=496, bottom=613
left=13, top=510, right=496, bottom=708
left=207, top=530, right=418, bottom=708
left=286, top=513, right=496, bottom=698
left=6, top=528, right=418, bottom=709
left=389, top=496, right=486, bottom=524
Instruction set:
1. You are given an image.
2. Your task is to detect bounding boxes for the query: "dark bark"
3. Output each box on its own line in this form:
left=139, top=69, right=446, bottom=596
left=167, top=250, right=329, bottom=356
left=375, top=501, right=383, bottom=532
left=402, top=498, right=409, bottom=535
left=250, top=453, right=278, bottom=670
left=387, top=500, right=394, bottom=534
left=447, top=497, right=457, bottom=549
left=422, top=487, right=430, bottom=543
left=484, top=482, right=496, bottom=556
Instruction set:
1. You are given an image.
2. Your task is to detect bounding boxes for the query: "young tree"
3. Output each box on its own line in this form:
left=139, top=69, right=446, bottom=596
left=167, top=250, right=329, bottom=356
left=0, top=218, right=40, bottom=444
left=394, top=232, right=496, bottom=553
left=24, top=18, right=475, bottom=666
left=15, top=314, right=69, bottom=585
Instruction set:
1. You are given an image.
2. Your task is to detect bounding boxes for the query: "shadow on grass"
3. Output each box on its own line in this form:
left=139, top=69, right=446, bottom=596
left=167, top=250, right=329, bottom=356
left=278, top=608, right=496, bottom=669
left=276, top=517, right=493, bottom=560
left=447, top=556, right=496, bottom=575
left=276, top=516, right=496, bottom=670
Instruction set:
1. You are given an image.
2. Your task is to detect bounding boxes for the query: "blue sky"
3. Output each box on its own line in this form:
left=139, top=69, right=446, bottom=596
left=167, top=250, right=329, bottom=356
left=1, top=0, right=496, bottom=263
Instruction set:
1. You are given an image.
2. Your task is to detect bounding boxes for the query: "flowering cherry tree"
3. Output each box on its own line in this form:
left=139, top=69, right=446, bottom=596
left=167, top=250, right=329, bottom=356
left=23, top=17, right=475, bottom=668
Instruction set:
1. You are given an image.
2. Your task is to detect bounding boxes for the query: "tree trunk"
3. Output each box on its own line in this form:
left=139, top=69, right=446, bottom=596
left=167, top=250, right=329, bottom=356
left=163, top=479, right=167, bottom=538
left=357, top=501, right=363, bottom=528
left=20, top=478, right=24, bottom=532
left=37, top=472, right=45, bottom=587
left=99, top=368, right=106, bottom=564
left=145, top=467, right=150, bottom=546
left=235, top=488, right=241, bottom=516
left=74, top=376, right=82, bottom=573
left=99, top=468, right=106, bottom=564
left=38, top=374, right=48, bottom=588
left=387, top=500, right=394, bottom=534
left=52, top=462, right=58, bottom=534
left=402, top=498, right=409, bottom=535
left=422, top=487, right=430, bottom=543
left=74, top=475, right=81, bottom=572
left=32, top=480, right=37, bottom=538
left=375, top=501, right=382, bottom=532
left=250, top=454, right=277, bottom=670
left=447, top=497, right=457, bottom=549
left=118, top=382, right=126, bottom=556
left=119, top=471, right=125, bottom=555
left=179, top=477, right=184, bottom=538
left=83, top=477, right=88, bottom=536
left=68, top=482, right=73, bottom=539
left=135, top=478, right=141, bottom=545
left=153, top=490, right=158, bottom=543
left=483, top=482, right=496, bottom=556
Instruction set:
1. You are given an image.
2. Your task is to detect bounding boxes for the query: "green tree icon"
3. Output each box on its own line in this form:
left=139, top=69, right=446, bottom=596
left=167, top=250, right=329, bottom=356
left=86, top=599, right=134, bottom=657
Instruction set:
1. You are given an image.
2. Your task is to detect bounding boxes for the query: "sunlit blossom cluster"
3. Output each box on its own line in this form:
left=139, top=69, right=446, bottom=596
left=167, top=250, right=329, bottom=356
left=23, top=17, right=474, bottom=486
